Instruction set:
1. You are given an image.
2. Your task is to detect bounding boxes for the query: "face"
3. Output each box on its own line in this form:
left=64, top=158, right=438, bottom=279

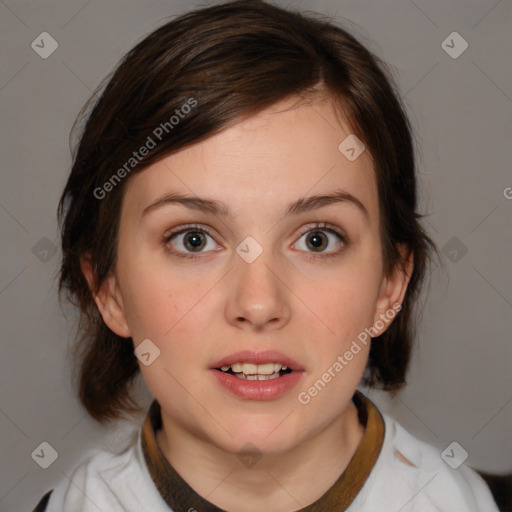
left=93, top=96, right=410, bottom=456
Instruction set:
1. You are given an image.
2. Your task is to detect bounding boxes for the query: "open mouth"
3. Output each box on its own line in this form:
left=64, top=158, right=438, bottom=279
left=211, top=355, right=304, bottom=400
left=215, top=362, right=293, bottom=381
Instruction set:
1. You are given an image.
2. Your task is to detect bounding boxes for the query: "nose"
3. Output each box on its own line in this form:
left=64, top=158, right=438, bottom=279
left=225, top=250, right=292, bottom=332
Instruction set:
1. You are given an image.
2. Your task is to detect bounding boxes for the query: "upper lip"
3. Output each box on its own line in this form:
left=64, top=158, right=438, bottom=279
left=211, top=350, right=304, bottom=371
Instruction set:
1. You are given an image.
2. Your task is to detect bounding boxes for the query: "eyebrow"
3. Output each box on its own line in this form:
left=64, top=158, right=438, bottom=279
left=142, top=188, right=369, bottom=221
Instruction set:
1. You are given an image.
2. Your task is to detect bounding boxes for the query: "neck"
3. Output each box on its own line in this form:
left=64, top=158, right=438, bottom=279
left=156, top=400, right=365, bottom=512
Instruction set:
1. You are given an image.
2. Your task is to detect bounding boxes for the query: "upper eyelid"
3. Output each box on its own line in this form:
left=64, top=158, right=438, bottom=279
left=164, top=223, right=215, bottom=237
left=165, top=221, right=344, bottom=234
left=297, top=222, right=344, bottom=236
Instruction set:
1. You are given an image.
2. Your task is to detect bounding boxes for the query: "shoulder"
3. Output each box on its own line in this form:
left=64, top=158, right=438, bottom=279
left=349, top=412, right=499, bottom=511
left=39, top=428, right=170, bottom=512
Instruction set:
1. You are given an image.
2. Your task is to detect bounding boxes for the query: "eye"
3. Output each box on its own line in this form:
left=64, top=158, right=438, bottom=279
left=164, top=224, right=220, bottom=259
left=293, top=223, right=347, bottom=257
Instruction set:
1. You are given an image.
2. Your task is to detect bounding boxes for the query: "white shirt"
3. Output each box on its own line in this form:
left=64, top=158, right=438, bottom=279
left=44, top=412, right=499, bottom=511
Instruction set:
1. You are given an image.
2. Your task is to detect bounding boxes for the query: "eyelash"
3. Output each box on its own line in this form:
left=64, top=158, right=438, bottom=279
left=163, top=222, right=348, bottom=260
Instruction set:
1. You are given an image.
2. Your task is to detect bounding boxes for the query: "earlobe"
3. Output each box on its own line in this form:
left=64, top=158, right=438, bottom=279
left=372, top=245, right=413, bottom=336
left=80, top=257, right=131, bottom=338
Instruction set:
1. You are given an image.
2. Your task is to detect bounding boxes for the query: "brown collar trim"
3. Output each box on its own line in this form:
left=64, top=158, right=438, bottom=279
left=141, top=391, right=385, bottom=511
left=300, top=391, right=385, bottom=510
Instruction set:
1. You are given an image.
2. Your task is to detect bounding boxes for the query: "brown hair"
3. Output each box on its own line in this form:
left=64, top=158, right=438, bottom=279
left=58, top=0, right=439, bottom=423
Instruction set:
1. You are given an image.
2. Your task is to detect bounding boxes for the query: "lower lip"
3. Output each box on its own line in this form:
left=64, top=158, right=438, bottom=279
left=210, top=369, right=304, bottom=400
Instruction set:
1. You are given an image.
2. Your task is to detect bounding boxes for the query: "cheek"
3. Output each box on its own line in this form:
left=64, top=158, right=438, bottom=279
left=120, top=271, right=178, bottom=341
left=311, top=269, right=382, bottom=345
left=121, top=268, right=214, bottom=360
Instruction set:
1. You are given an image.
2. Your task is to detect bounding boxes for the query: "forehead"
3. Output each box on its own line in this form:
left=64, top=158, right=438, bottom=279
left=123, top=96, right=378, bottom=225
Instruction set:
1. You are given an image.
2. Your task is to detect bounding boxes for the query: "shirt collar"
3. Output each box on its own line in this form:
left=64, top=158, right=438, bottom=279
left=141, top=390, right=384, bottom=511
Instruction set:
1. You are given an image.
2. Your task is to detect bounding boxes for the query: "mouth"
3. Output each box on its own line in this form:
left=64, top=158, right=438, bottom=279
left=210, top=350, right=304, bottom=400
left=215, top=362, right=294, bottom=380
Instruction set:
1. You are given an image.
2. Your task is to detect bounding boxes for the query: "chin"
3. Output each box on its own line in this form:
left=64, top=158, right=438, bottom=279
left=211, top=416, right=304, bottom=455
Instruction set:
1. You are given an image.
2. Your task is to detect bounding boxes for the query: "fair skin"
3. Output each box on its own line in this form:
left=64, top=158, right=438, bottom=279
left=84, top=95, right=412, bottom=511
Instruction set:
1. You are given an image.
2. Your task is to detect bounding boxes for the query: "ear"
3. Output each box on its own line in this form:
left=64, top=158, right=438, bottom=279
left=372, top=244, right=413, bottom=337
left=80, top=257, right=131, bottom=338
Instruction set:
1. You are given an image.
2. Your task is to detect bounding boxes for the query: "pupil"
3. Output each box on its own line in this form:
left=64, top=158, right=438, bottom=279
left=185, top=231, right=205, bottom=251
left=307, top=231, right=327, bottom=251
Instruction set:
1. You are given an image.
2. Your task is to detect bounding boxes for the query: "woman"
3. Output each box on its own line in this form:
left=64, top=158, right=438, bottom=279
left=34, top=1, right=498, bottom=510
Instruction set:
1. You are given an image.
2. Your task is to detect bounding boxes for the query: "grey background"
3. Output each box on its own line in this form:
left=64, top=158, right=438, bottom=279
left=0, top=0, right=511, bottom=510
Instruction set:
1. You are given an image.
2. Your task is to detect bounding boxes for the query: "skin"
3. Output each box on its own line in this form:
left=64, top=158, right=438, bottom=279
left=84, top=95, right=413, bottom=511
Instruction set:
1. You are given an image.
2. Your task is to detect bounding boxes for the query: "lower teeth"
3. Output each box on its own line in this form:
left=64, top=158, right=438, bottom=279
left=233, top=371, right=281, bottom=380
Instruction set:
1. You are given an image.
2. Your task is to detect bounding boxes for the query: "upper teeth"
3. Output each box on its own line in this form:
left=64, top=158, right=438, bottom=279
left=220, top=362, right=288, bottom=374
